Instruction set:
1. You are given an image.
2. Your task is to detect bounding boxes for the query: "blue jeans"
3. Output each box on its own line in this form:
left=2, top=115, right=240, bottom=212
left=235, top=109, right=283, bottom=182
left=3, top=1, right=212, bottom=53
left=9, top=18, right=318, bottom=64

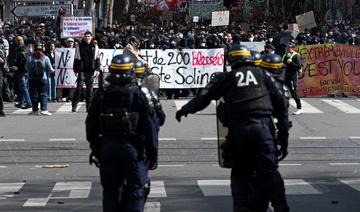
left=16, top=72, right=32, bottom=107
left=48, top=73, right=56, bottom=100
left=29, top=79, right=49, bottom=111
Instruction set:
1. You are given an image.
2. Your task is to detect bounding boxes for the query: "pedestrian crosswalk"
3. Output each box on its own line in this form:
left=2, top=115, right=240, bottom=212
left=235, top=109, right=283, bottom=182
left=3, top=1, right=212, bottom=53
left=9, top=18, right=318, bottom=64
left=172, top=98, right=360, bottom=114
left=0, top=178, right=360, bottom=210
left=3, top=98, right=360, bottom=115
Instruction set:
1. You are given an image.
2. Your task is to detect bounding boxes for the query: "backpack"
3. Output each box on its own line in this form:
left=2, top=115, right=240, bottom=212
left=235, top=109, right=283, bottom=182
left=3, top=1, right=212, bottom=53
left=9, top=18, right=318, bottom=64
left=30, top=59, right=45, bottom=80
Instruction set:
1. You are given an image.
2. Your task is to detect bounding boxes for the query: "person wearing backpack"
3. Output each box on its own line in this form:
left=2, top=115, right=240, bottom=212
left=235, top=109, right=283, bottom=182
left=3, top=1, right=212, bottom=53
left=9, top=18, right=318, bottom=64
left=25, top=42, right=54, bottom=116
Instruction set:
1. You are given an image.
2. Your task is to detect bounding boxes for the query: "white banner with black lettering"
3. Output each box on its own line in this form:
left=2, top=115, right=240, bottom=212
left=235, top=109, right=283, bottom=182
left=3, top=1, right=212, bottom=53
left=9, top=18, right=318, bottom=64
left=54, top=48, right=224, bottom=89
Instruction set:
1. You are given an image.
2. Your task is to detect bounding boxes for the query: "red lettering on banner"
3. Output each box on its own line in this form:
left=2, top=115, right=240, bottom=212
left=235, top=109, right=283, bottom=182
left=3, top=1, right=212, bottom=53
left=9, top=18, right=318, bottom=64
left=191, top=51, right=224, bottom=66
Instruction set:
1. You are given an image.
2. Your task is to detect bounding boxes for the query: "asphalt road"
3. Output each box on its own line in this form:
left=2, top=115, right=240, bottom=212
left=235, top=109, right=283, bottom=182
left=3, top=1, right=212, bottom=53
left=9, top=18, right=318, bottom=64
left=1, top=97, right=360, bottom=211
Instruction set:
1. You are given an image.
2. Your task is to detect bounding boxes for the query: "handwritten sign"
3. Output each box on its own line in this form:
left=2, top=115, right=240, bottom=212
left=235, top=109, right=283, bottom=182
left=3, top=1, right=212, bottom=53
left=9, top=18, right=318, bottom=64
left=211, top=11, right=229, bottom=26
left=54, top=48, right=224, bottom=89
left=61, top=16, right=94, bottom=38
left=297, top=44, right=360, bottom=96
left=189, top=0, right=224, bottom=19
left=296, top=11, right=316, bottom=32
left=241, top=41, right=266, bottom=52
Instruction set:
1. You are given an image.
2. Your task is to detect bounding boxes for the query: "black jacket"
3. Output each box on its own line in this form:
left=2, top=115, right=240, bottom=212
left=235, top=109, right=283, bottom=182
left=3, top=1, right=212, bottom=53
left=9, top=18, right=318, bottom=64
left=73, top=41, right=100, bottom=73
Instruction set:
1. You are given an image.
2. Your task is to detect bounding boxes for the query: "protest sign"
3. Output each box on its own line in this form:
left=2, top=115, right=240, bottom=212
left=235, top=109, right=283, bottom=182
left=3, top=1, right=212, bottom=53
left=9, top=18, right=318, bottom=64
left=296, top=11, right=316, bottom=32
left=211, top=11, right=229, bottom=26
left=54, top=48, right=224, bottom=89
left=241, top=41, right=266, bottom=52
left=61, top=16, right=95, bottom=38
left=297, top=44, right=360, bottom=96
left=189, top=0, right=224, bottom=19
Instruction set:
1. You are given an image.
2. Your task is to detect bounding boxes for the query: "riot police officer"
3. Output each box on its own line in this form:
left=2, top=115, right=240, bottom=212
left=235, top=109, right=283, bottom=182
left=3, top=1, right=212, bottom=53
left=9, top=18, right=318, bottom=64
left=176, top=45, right=290, bottom=212
left=251, top=50, right=262, bottom=66
left=86, top=54, right=157, bottom=212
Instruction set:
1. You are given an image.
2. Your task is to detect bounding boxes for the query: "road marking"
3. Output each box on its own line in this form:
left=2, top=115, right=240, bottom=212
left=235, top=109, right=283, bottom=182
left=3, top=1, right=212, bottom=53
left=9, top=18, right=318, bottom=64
left=159, top=138, right=176, bottom=141
left=49, top=138, right=76, bottom=142
left=158, top=164, right=185, bottom=167
left=279, top=164, right=302, bottom=166
left=0, top=183, right=25, bottom=199
left=50, top=181, right=91, bottom=199
left=330, top=163, right=360, bottom=166
left=339, top=179, right=360, bottom=193
left=23, top=198, right=49, bottom=207
left=0, top=166, right=7, bottom=168
left=174, top=100, right=216, bottom=110
left=321, top=99, right=360, bottom=113
left=349, top=136, right=360, bottom=139
left=300, top=137, right=326, bottom=140
left=0, top=139, right=25, bottom=142
left=23, top=181, right=92, bottom=207
left=289, top=99, right=323, bottom=113
left=284, top=179, right=322, bottom=195
left=198, top=179, right=322, bottom=196
left=201, top=137, right=217, bottom=141
left=55, top=103, right=73, bottom=113
left=198, top=180, right=231, bottom=196
left=149, top=181, right=167, bottom=198
left=174, top=100, right=189, bottom=110
left=12, top=108, right=32, bottom=114
left=145, top=202, right=161, bottom=212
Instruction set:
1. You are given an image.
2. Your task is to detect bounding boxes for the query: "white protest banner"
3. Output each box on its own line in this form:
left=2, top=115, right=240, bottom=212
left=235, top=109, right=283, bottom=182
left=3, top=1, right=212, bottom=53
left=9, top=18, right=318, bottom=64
left=55, top=48, right=123, bottom=88
left=61, top=16, right=94, bottom=38
left=55, top=48, right=224, bottom=89
left=241, top=41, right=266, bottom=52
left=296, top=11, right=316, bottom=32
left=139, top=48, right=224, bottom=89
left=211, top=11, right=229, bottom=26
left=288, top=23, right=300, bottom=32
left=55, top=48, right=76, bottom=88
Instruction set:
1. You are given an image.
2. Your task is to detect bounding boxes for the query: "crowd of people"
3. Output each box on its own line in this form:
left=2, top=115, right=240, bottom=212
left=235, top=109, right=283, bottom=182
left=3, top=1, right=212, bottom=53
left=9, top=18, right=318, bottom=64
left=1, top=14, right=360, bottom=116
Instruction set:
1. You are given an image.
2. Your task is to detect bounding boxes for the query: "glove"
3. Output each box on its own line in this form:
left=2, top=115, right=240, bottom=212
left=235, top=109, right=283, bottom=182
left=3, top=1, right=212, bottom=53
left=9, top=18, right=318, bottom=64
left=277, top=147, right=288, bottom=161
left=175, top=109, right=188, bottom=122
left=89, top=150, right=100, bottom=168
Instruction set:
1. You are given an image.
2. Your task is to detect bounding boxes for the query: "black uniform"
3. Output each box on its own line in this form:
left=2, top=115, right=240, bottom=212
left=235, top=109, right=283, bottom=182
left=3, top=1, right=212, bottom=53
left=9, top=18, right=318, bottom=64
left=86, top=76, right=157, bottom=212
left=177, top=65, right=289, bottom=212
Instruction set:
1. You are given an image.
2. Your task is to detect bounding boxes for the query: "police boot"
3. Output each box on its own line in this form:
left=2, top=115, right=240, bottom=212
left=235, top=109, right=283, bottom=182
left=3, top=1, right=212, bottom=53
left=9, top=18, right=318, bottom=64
left=268, top=172, right=290, bottom=212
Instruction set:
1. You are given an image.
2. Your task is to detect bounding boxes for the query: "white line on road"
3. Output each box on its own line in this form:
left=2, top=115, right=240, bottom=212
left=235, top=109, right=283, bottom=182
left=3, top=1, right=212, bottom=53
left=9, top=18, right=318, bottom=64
left=198, top=180, right=231, bottom=196
left=159, top=138, right=176, bottom=141
left=49, top=138, right=76, bottom=142
left=300, top=137, right=327, bottom=140
left=55, top=103, right=73, bottom=113
left=201, top=137, right=217, bottom=141
left=284, top=179, right=322, bottom=195
left=0, top=183, right=25, bottom=199
left=279, top=164, right=302, bottom=166
left=12, top=108, right=32, bottom=114
left=289, top=99, right=323, bottom=113
left=0, top=166, right=7, bottom=168
left=145, top=202, right=161, bottom=212
left=23, top=198, right=49, bottom=207
left=158, top=164, right=185, bottom=167
left=349, top=136, right=360, bottom=139
left=330, top=163, right=360, bottom=166
left=0, top=139, right=25, bottom=142
left=321, top=99, right=360, bottom=113
left=50, top=181, right=92, bottom=199
left=148, top=181, right=167, bottom=198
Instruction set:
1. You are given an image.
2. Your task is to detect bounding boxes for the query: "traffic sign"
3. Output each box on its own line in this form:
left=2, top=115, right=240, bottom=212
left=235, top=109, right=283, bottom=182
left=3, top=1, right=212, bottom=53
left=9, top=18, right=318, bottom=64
left=11, top=4, right=72, bottom=17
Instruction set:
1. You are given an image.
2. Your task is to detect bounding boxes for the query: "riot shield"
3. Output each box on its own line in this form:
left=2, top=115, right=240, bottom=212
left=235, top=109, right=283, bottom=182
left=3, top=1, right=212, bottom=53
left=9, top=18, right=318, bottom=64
left=216, top=97, right=229, bottom=168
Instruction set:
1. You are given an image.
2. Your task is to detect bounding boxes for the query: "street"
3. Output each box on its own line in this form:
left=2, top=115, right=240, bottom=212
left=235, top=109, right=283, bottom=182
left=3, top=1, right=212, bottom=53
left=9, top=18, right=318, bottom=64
left=1, top=97, right=360, bottom=211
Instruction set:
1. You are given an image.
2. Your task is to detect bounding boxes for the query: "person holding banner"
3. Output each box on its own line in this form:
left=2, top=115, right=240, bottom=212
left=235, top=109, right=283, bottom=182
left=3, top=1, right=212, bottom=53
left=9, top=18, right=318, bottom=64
left=283, top=42, right=303, bottom=115
left=71, top=31, right=100, bottom=112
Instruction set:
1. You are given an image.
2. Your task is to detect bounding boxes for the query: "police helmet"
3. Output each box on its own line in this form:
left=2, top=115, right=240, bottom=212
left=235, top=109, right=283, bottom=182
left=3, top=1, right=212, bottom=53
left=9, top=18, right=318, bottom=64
left=109, top=54, right=135, bottom=80
left=260, top=54, right=284, bottom=75
left=34, top=41, right=44, bottom=51
left=134, top=59, right=146, bottom=76
left=251, top=50, right=262, bottom=66
left=227, top=44, right=253, bottom=67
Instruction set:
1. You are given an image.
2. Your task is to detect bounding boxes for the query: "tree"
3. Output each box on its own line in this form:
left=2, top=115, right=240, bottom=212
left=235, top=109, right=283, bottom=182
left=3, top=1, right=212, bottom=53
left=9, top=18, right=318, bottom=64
left=103, top=0, right=114, bottom=26
left=84, top=0, right=95, bottom=16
